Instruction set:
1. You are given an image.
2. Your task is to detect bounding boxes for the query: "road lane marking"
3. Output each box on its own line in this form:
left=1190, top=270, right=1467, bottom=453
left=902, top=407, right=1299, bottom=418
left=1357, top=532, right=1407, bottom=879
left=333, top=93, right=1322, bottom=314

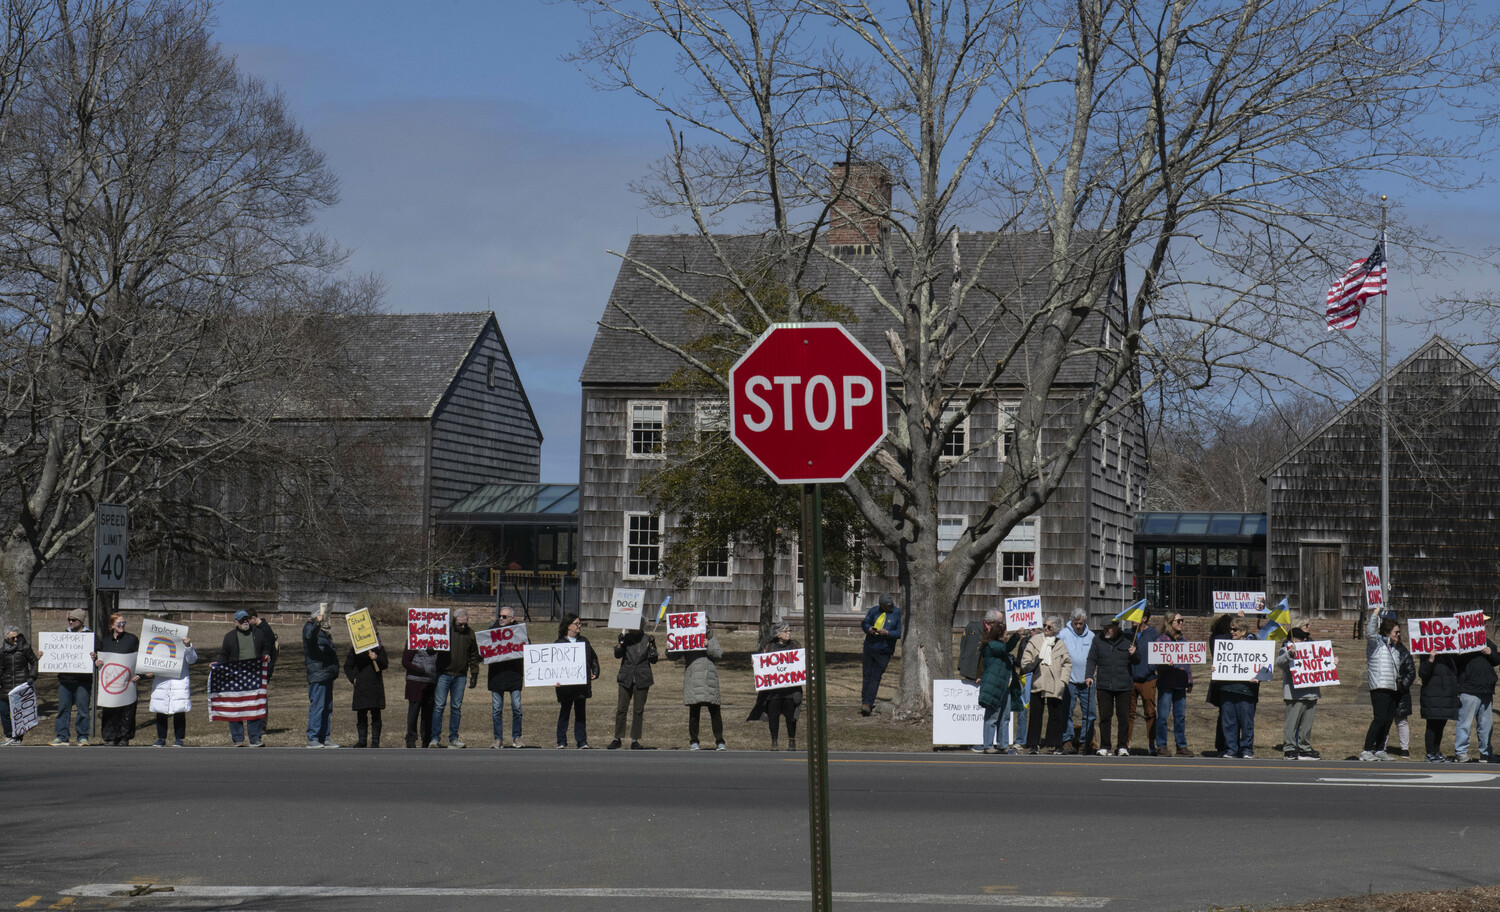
left=1102, top=771, right=1500, bottom=790
left=63, top=884, right=1110, bottom=907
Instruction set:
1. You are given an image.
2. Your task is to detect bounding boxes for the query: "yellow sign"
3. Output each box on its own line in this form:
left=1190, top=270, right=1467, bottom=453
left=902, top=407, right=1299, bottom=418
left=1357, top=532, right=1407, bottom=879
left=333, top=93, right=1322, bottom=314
left=346, top=608, right=379, bottom=654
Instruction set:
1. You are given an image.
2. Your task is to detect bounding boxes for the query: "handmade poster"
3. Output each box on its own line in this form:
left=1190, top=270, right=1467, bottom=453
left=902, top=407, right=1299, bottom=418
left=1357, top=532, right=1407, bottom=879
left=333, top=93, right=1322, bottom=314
left=345, top=608, right=379, bottom=654
left=1004, top=596, right=1042, bottom=631
left=608, top=587, right=646, bottom=630
left=1212, top=591, right=1268, bottom=614
left=523, top=642, right=587, bottom=687
left=1149, top=641, right=1208, bottom=665
left=1289, top=640, right=1340, bottom=687
left=932, top=679, right=983, bottom=745
left=665, top=611, right=708, bottom=653
left=1363, top=566, right=1384, bottom=611
left=1211, top=639, right=1275, bottom=682
left=477, top=624, right=529, bottom=664
left=752, top=647, right=806, bottom=691
left=7, top=682, right=37, bottom=737
left=407, top=607, right=450, bottom=650
left=96, top=653, right=138, bottom=707
left=1407, top=611, right=1488, bottom=655
left=37, top=632, right=93, bottom=674
left=136, top=618, right=189, bottom=678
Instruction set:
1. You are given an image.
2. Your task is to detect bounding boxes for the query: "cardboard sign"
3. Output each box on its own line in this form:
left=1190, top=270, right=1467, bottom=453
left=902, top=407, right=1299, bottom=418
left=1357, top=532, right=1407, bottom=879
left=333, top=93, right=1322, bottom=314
left=1289, top=640, right=1340, bottom=687
left=346, top=608, right=379, bottom=654
left=1149, top=641, right=1207, bottom=665
left=1211, top=639, right=1275, bottom=681
left=1212, top=591, right=1268, bottom=614
left=931, top=679, right=984, bottom=745
left=1004, top=596, right=1042, bottom=631
left=407, top=607, right=450, bottom=650
left=665, top=611, right=708, bottom=653
left=136, top=618, right=189, bottom=678
left=97, top=653, right=138, bottom=707
left=8, top=682, right=38, bottom=737
left=37, top=632, right=93, bottom=674
left=752, top=648, right=806, bottom=691
left=608, top=587, right=646, bottom=630
left=1408, top=611, right=1489, bottom=655
left=523, top=642, right=587, bottom=687
left=1363, top=566, right=1383, bottom=611
left=477, top=624, right=529, bottom=664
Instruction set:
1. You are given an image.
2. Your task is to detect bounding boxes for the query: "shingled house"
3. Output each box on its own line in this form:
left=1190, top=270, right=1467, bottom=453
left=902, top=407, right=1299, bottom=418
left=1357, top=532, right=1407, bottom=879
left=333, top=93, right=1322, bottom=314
left=1265, top=336, right=1500, bottom=618
left=579, top=220, right=1145, bottom=626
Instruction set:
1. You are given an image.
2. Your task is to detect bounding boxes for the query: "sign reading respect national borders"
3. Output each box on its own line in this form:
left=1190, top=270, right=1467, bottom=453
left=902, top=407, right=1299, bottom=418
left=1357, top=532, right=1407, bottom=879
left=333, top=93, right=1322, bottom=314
left=407, top=607, right=450, bottom=650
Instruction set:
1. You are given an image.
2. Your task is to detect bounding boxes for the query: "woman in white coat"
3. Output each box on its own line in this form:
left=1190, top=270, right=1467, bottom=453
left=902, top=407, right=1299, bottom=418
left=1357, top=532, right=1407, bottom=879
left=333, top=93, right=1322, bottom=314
left=147, top=637, right=199, bottom=747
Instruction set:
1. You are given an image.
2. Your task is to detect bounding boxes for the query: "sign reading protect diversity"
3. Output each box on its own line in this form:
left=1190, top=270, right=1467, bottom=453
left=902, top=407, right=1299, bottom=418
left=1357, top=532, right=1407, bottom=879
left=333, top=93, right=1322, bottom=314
left=136, top=618, right=189, bottom=678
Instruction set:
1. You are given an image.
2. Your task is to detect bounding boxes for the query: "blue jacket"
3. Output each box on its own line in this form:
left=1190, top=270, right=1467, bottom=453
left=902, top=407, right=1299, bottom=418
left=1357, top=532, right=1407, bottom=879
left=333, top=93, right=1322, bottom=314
left=1059, top=624, right=1094, bottom=684
left=303, top=620, right=340, bottom=684
left=1129, top=624, right=1159, bottom=682
left=861, top=603, right=902, bottom=655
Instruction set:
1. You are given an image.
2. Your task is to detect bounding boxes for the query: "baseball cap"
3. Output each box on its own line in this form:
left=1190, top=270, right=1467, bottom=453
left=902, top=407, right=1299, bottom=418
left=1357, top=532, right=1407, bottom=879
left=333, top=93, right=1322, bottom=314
left=234, top=610, right=250, bottom=622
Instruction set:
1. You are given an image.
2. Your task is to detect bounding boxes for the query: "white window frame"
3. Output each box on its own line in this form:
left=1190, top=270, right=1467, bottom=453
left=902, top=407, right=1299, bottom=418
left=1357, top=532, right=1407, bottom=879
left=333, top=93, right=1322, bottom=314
left=997, top=518, right=1039, bottom=587
left=997, top=404, right=1018, bottom=462
left=938, top=514, right=965, bottom=558
left=623, top=512, right=662, bottom=579
left=696, top=538, right=731, bottom=581
left=940, top=405, right=968, bottom=461
left=628, top=400, right=667, bottom=459
left=696, top=399, right=728, bottom=439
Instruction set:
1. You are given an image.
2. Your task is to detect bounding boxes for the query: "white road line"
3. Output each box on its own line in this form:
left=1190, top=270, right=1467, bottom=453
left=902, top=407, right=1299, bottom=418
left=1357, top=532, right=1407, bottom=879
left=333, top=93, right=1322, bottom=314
left=63, top=884, right=1110, bottom=907
left=1101, top=776, right=1500, bottom=790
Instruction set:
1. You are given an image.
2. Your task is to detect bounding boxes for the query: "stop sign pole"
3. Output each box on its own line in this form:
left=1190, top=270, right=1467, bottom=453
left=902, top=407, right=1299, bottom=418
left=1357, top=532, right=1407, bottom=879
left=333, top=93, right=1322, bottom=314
left=729, top=323, right=886, bottom=912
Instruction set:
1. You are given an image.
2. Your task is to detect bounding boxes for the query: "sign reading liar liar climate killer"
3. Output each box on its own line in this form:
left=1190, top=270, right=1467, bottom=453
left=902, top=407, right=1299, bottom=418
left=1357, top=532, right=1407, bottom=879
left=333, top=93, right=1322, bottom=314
left=407, top=608, right=450, bottom=650
left=1289, top=640, right=1340, bottom=687
left=665, top=612, right=708, bottom=653
left=1408, top=611, right=1489, bottom=655
left=476, top=624, right=528, bottom=664
left=752, top=648, right=806, bottom=691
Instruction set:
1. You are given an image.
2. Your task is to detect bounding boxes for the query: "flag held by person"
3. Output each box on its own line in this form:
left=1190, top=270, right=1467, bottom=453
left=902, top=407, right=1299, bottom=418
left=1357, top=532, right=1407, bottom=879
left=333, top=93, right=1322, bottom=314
left=1113, top=599, right=1146, bottom=623
left=1325, top=234, right=1387, bottom=330
left=207, top=656, right=269, bottom=721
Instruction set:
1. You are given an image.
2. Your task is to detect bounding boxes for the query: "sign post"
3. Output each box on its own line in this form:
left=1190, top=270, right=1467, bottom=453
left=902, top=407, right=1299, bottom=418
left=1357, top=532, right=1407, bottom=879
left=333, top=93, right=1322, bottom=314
left=92, top=503, right=127, bottom=741
left=729, top=323, right=886, bottom=912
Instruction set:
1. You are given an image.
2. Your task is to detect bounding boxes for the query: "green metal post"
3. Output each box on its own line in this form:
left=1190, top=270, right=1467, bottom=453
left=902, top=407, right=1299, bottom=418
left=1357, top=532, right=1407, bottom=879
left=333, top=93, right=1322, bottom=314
left=803, top=482, right=832, bottom=910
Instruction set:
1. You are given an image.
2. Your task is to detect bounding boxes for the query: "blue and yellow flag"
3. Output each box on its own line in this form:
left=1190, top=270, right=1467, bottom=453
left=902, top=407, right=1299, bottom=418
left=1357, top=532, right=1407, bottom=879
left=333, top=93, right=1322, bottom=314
left=1113, top=599, right=1146, bottom=623
left=657, top=595, right=672, bottom=622
left=1261, top=598, right=1291, bottom=641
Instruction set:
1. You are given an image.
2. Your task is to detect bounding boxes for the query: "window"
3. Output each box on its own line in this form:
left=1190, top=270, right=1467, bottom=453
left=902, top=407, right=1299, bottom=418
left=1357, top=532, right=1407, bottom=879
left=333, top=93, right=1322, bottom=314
left=998, top=406, right=1017, bottom=461
left=998, top=519, right=1038, bottom=585
left=624, top=513, right=661, bottom=578
left=486, top=355, right=497, bottom=389
left=938, top=515, right=965, bottom=558
left=696, top=399, right=728, bottom=440
left=697, top=539, right=730, bottom=580
left=940, top=405, right=967, bottom=459
left=629, top=401, right=666, bottom=457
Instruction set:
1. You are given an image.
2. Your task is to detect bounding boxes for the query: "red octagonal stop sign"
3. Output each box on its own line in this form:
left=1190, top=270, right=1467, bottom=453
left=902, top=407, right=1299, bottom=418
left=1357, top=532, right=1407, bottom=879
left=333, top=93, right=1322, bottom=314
left=729, top=323, right=887, bottom=484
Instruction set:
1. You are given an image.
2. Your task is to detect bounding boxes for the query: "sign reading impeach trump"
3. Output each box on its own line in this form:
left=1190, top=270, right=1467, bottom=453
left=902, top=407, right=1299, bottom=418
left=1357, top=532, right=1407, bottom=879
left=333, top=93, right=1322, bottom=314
left=523, top=642, right=587, bottom=687
left=1408, top=611, right=1488, bottom=655
left=752, top=648, right=806, bottom=691
left=1004, top=596, right=1042, bottom=631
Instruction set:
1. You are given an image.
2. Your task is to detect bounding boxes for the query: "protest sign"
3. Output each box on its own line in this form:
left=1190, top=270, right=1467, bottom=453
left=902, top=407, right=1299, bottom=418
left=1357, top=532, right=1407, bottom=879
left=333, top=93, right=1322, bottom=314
left=1212, top=591, right=1268, bottom=614
left=345, top=609, right=379, bottom=654
left=37, top=632, right=93, bottom=674
left=1289, top=640, right=1340, bottom=687
left=136, top=618, right=189, bottom=678
left=1004, top=596, right=1042, bottom=631
left=97, top=653, right=138, bottom=707
left=8, top=682, right=37, bottom=737
left=665, top=611, right=708, bottom=653
left=1363, top=566, right=1384, bottom=612
left=752, top=648, right=806, bottom=691
left=1211, top=639, right=1275, bottom=681
left=407, top=607, right=450, bottom=650
left=608, top=587, right=646, bottom=630
left=1149, top=641, right=1208, bottom=665
left=1407, top=611, right=1489, bottom=655
left=477, top=624, right=529, bottom=664
left=931, top=679, right=984, bottom=745
left=523, top=642, right=587, bottom=687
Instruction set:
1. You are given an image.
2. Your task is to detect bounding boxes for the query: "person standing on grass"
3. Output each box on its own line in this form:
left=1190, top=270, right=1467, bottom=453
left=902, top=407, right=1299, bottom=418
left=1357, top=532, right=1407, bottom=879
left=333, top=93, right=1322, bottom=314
left=303, top=603, right=341, bottom=749
left=1152, top=612, right=1193, bottom=758
left=554, top=614, right=600, bottom=749
left=1361, top=610, right=1403, bottom=762
left=1059, top=608, right=1097, bottom=755
left=146, top=635, right=198, bottom=747
left=750, top=621, right=803, bottom=751
left=859, top=593, right=902, bottom=716
left=488, top=609, right=524, bottom=749
left=248, top=609, right=279, bottom=681
left=682, top=620, right=727, bottom=751
left=344, top=635, right=389, bottom=748
left=44, top=610, right=92, bottom=746
left=402, top=643, right=438, bottom=748
left=95, top=613, right=141, bottom=746
left=1275, top=621, right=1320, bottom=760
left=1087, top=617, right=1135, bottom=757
left=218, top=610, right=272, bottom=746
left=1218, top=618, right=1259, bottom=759
left=1419, top=650, right=1460, bottom=762
left=1020, top=617, right=1071, bottom=753
left=1126, top=607, right=1159, bottom=756
left=974, top=611, right=1022, bottom=754
left=1, top=626, right=37, bottom=744
left=610, top=619, right=658, bottom=750
left=1386, top=628, right=1416, bottom=759
left=1453, top=623, right=1499, bottom=763
left=432, top=608, right=479, bottom=749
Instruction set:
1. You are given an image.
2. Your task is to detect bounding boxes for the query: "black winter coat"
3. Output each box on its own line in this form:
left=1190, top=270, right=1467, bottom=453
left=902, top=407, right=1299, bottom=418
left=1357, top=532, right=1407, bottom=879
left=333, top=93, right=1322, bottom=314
left=303, top=621, right=340, bottom=684
left=220, top=626, right=272, bottom=663
left=614, top=630, right=658, bottom=688
left=486, top=622, right=524, bottom=693
left=0, top=634, right=37, bottom=690
left=956, top=621, right=983, bottom=680
left=344, top=645, right=389, bottom=711
left=1395, top=644, right=1416, bottom=717
left=1455, top=642, right=1499, bottom=697
left=1419, top=654, right=1461, bottom=721
left=1086, top=632, right=1135, bottom=692
left=554, top=635, right=600, bottom=703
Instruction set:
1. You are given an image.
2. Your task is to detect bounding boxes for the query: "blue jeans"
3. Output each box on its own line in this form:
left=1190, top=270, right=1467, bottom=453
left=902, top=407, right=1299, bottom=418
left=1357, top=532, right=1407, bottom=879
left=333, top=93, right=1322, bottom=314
left=979, top=703, right=1015, bottom=750
left=433, top=675, right=467, bottom=742
left=1063, top=681, right=1097, bottom=747
left=306, top=680, right=333, bottom=743
left=1220, top=696, right=1255, bottom=756
left=492, top=690, right=522, bottom=740
left=56, top=680, right=90, bottom=739
left=228, top=718, right=265, bottom=744
left=1013, top=673, right=1031, bottom=743
left=1156, top=687, right=1187, bottom=751
left=1456, top=693, right=1493, bottom=758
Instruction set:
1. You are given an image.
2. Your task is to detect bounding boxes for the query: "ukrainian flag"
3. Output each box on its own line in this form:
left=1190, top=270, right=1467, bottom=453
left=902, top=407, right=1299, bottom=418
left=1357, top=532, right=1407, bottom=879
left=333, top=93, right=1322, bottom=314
left=1261, top=598, right=1291, bottom=641
left=657, top=595, right=672, bottom=622
left=1113, top=599, right=1146, bottom=623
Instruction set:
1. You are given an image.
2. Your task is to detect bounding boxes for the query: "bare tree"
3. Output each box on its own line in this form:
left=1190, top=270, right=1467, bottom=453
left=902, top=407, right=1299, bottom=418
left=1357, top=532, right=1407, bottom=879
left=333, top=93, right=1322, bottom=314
left=573, top=0, right=1500, bottom=713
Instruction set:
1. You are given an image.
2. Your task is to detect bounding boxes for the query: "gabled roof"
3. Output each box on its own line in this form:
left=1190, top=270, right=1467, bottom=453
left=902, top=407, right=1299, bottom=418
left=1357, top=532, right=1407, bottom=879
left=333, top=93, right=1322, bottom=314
left=580, top=232, right=1116, bottom=388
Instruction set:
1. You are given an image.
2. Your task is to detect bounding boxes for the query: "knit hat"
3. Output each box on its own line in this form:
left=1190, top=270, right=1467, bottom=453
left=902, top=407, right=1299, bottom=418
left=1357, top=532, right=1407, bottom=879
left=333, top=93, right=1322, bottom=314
left=67, top=608, right=87, bottom=624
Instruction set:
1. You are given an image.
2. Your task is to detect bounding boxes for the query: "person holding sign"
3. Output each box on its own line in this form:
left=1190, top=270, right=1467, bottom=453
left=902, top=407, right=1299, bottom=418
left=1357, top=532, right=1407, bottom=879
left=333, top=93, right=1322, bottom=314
left=609, top=620, right=658, bottom=750
left=1152, top=612, right=1193, bottom=758
left=859, top=593, right=902, bottom=716
left=748, top=622, right=802, bottom=751
left=1453, top=624, right=1499, bottom=763
left=1, top=626, right=38, bottom=744
left=681, top=618, right=726, bottom=750
left=553, top=614, right=600, bottom=749
left=431, top=608, right=480, bottom=749
left=47, top=609, right=94, bottom=746
left=344, top=634, right=389, bottom=748
left=1019, top=617, right=1070, bottom=753
left=1086, top=618, right=1136, bottom=757
left=487, top=609, right=525, bottom=749
left=1217, top=619, right=1260, bottom=759
left=95, top=613, right=141, bottom=746
left=218, top=611, right=273, bottom=746
left=975, top=612, right=1022, bottom=754
left=402, top=643, right=439, bottom=749
left=1274, top=621, right=1321, bottom=760
left=146, top=634, right=198, bottom=747
left=1361, top=611, right=1403, bottom=761
left=303, top=604, right=342, bottom=749
left=1418, top=649, right=1460, bottom=762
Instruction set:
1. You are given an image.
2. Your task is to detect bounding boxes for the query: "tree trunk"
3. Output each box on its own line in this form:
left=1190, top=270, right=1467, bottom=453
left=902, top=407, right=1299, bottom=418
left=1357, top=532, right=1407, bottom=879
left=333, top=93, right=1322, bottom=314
left=757, top=528, right=780, bottom=649
left=0, top=534, right=39, bottom=641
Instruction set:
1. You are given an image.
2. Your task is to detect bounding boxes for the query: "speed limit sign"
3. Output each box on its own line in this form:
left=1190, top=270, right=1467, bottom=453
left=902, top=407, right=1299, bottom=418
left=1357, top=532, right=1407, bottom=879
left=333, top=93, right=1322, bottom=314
left=94, top=504, right=127, bottom=590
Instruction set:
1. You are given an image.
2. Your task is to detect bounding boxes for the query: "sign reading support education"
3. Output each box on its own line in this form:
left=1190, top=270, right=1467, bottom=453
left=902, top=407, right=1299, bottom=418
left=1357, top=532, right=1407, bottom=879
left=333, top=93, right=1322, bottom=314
left=94, top=503, right=128, bottom=590
left=665, top=611, right=708, bottom=653
left=1004, top=596, right=1042, bottom=631
left=37, top=632, right=93, bottom=674
left=523, top=642, right=587, bottom=687
left=931, top=679, right=983, bottom=745
left=136, top=618, right=189, bottom=678
left=97, top=653, right=138, bottom=707
left=1149, top=641, right=1208, bottom=665
left=1212, top=591, right=1268, bottom=614
left=345, top=608, right=379, bottom=654
left=1211, top=639, right=1275, bottom=682
left=8, top=682, right=38, bottom=737
left=1289, top=640, right=1340, bottom=687
left=1363, top=566, right=1383, bottom=611
left=407, top=607, right=450, bottom=650
left=608, top=587, right=646, bottom=630
left=752, top=648, right=806, bottom=691
left=477, top=624, right=528, bottom=664
left=1408, top=611, right=1489, bottom=655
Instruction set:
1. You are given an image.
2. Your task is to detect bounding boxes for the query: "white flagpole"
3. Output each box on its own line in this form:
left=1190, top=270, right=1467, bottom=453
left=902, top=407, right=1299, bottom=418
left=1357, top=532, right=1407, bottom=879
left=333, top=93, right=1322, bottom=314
left=1379, top=197, right=1389, bottom=614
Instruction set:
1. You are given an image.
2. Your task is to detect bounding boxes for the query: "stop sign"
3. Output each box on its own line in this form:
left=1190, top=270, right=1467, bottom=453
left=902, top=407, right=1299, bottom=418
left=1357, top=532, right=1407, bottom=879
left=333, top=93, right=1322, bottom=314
left=729, top=323, right=887, bottom=483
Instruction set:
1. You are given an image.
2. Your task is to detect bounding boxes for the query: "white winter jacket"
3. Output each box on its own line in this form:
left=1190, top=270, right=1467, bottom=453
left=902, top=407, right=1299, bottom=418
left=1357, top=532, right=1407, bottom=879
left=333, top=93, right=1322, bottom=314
left=148, top=645, right=199, bottom=714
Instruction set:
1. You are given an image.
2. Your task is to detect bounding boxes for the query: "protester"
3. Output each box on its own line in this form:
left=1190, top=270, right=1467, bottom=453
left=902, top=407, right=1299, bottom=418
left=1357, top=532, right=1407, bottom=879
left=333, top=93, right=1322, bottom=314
left=303, top=603, right=341, bottom=749
left=1059, top=608, right=1096, bottom=754
left=248, top=608, right=279, bottom=680
left=344, top=636, right=389, bottom=748
left=859, top=593, right=902, bottom=716
left=956, top=614, right=984, bottom=685
left=432, top=608, right=480, bottom=748
left=487, top=609, right=524, bottom=748
left=554, top=613, right=600, bottom=749
left=1388, top=628, right=1416, bottom=759
left=1020, top=616, right=1070, bottom=753
left=1087, top=617, right=1135, bottom=756
left=49, top=609, right=93, bottom=746
left=749, top=621, right=801, bottom=751
left=1419, top=650, right=1460, bottom=762
left=1152, top=611, right=1192, bottom=757
left=402, top=643, right=438, bottom=748
left=976, top=611, right=1022, bottom=754
left=1218, top=618, right=1259, bottom=759
left=218, top=610, right=272, bottom=746
left=1453, top=622, right=1498, bottom=763
left=681, top=620, right=727, bottom=750
left=1, top=625, right=38, bottom=744
left=1206, top=613, right=1234, bottom=756
left=610, top=619, right=658, bottom=750
left=1362, top=611, right=1403, bottom=761
left=1126, top=607, right=1159, bottom=755
left=1275, top=620, right=1320, bottom=760
left=144, top=633, right=198, bottom=748
left=94, top=612, right=141, bottom=746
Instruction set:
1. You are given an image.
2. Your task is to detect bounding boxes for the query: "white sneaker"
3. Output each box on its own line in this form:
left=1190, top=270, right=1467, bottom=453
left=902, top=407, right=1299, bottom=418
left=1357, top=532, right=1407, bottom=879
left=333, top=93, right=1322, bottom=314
left=1360, top=750, right=1377, bottom=762
left=512, top=738, right=524, bottom=749
left=1373, top=750, right=1390, bottom=761
left=689, top=741, right=701, bottom=751
left=322, top=741, right=341, bottom=749
left=1116, top=747, right=1130, bottom=757
left=306, top=741, right=322, bottom=749
left=1095, top=748, right=1109, bottom=756
left=490, top=739, right=502, bottom=749
left=449, top=738, right=466, bottom=749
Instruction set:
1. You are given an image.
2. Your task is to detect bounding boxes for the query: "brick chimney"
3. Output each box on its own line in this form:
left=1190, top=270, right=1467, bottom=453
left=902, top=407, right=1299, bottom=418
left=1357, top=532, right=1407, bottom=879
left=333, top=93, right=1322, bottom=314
left=827, top=160, right=891, bottom=250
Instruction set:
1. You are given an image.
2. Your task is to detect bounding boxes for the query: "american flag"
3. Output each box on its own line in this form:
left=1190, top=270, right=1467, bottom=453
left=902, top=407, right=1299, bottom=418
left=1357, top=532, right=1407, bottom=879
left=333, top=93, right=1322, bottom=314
left=207, top=656, right=269, bottom=721
left=1325, top=234, right=1387, bottom=330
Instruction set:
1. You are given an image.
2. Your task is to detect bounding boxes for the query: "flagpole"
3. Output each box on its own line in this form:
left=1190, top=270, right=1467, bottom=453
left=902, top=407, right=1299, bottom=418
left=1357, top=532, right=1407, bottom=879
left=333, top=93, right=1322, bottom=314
left=1379, top=197, right=1389, bottom=616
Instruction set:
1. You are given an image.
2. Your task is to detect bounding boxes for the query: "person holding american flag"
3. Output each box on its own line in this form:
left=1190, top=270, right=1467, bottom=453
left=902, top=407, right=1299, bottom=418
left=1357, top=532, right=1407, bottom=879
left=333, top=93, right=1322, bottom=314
left=212, top=610, right=273, bottom=747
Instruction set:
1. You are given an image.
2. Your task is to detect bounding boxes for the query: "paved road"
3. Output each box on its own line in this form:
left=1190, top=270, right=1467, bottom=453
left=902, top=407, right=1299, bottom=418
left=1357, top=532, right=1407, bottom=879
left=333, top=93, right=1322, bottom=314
left=3, top=748, right=1497, bottom=911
